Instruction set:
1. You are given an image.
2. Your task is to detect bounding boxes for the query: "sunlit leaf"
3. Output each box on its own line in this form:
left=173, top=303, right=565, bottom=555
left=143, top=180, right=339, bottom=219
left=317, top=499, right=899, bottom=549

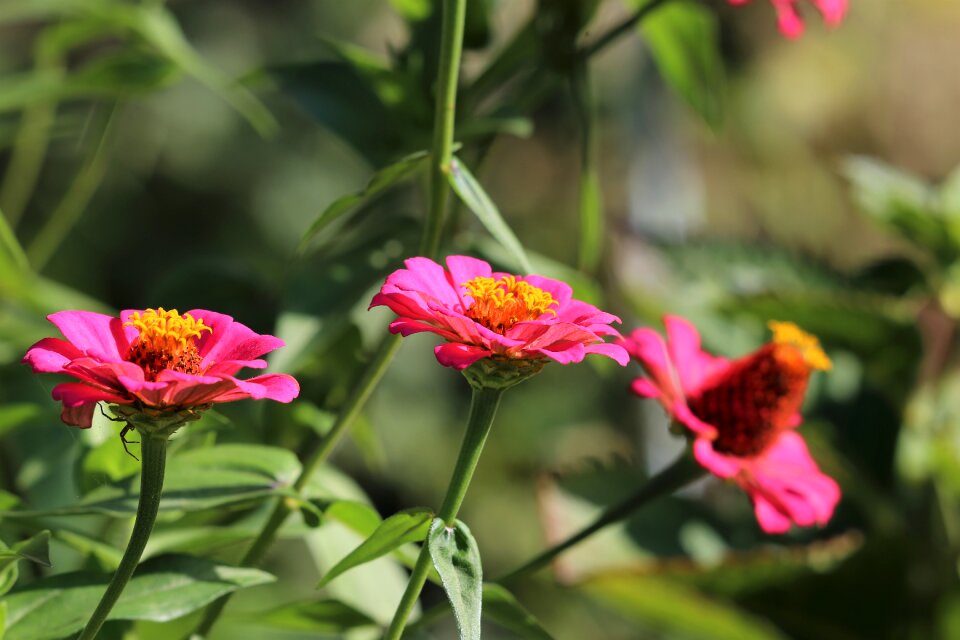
left=317, top=508, right=433, bottom=588
left=449, top=156, right=533, bottom=274
left=428, top=518, right=483, bottom=640
left=2, top=555, right=274, bottom=640
left=640, top=0, right=724, bottom=129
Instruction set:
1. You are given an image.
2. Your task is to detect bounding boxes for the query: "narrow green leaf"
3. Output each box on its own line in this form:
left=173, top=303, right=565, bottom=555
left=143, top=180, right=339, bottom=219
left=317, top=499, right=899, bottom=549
left=299, top=150, right=429, bottom=253
left=240, top=599, right=377, bottom=633
left=483, top=584, right=554, bottom=640
left=640, top=0, right=725, bottom=128
left=317, top=508, right=433, bottom=588
left=389, top=0, right=431, bottom=20
left=2, top=555, right=274, bottom=640
left=0, top=532, right=51, bottom=568
left=0, top=601, right=6, bottom=640
left=0, top=209, right=29, bottom=273
left=449, top=156, right=533, bottom=274
left=428, top=518, right=483, bottom=640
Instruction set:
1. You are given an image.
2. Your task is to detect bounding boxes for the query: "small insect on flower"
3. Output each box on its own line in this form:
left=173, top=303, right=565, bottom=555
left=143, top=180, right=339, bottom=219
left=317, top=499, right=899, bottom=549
left=369, top=256, right=629, bottom=373
left=624, top=316, right=840, bottom=534
left=22, top=308, right=300, bottom=434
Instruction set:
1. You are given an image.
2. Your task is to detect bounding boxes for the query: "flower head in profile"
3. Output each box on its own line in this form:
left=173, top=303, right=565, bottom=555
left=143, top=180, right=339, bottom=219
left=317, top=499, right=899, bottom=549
left=23, top=308, right=299, bottom=428
left=729, top=0, right=848, bottom=38
left=624, top=316, right=840, bottom=533
left=369, top=256, right=629, bottom=376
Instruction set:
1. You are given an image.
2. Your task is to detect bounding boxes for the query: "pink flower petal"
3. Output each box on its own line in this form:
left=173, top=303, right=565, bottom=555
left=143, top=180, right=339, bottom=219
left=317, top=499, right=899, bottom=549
left=772, top=0, right=805, bottom=38
left=445, top=255, right=493, bottom=309
left=814, top=0, right=847, bottom=25
left=434, top=343, right=492, bottom=370
left=623, top=327, right=683, bottom=408
left=210, top=373, right=301, bottom=403
left=52, top=382, right=131, bottom=426
left=184, top=309, right=285, bottom=371
left=583, top=341, right=630, bottom=366
left=22, top=338, right=84, bottom=373
left=48, top=311, right=130, bottom=361
left=693, top=438, right=741, bottom=478
left=631, top=378, right=661, bottom=398
left=61, top=403, right=97, bottom=428
left=521, top=274, right=573, bottom=309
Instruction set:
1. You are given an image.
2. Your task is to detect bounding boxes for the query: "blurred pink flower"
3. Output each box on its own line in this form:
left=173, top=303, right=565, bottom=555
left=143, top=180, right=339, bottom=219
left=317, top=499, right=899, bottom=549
left=23, top=308, right=299, bottom=427
left=369, top=256, right=629, bottom=370
left=624, top=316, right=840, bottom=533
left=729, top=0, right=848, bottom=38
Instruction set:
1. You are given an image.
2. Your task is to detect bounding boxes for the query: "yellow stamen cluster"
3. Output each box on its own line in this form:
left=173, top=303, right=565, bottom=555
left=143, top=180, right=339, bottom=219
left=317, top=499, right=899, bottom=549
left=124, top=308, right=212, bottom=379
left=462, top=275, right=558, bottom=334
left=768, top=321, right=832, bottom=371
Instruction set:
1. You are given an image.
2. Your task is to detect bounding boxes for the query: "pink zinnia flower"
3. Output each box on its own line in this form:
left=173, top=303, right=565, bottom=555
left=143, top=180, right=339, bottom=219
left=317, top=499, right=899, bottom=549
left=624, top=316, right=840, bottom=533
left=369, top=256, right=629, bottom=370
left=23, top=308, right=300, bottom=427
left=729, top=0, right=848, bottom=38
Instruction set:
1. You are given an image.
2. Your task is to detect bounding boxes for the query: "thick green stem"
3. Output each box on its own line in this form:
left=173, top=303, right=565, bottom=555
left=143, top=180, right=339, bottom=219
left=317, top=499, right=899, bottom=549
left=405, top=452, right=705, bottom=635
left=421, top=0, right=468, bottom=258
left=384, top=386, right=503, bottom=640
left=77, top=432, right=168, bottom=640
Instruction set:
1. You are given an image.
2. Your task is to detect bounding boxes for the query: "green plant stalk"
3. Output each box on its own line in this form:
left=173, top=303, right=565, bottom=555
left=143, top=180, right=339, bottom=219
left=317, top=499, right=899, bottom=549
left=26, top=104, right=118, bottom=271
left=77, top=431, right=169, bottom=640
left=421, top=0, right=468, bottom=258
left=579, top=0, right=672, bottom=60
left=384, top=385, right=503, bottom=640
left=405, top=452, right=706, bottom=635
left=0, top=206, right=29, bottom=271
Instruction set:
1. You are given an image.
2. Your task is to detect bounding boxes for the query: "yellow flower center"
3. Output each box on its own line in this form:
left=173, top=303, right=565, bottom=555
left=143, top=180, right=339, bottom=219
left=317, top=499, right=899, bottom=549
left=462, top=276, right=558, bottom=334
left=768, top=321, right=832, bottom=371
left=124, top=308, right=212, bottom=380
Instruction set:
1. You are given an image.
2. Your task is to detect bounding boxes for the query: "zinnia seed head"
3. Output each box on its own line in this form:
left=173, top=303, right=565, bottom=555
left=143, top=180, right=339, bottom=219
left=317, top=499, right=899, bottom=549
left=689, top=322, right=829, bottom=457
left=125, top=308, right=212, bottom=380
left=462, top=275, right=558, bottom=334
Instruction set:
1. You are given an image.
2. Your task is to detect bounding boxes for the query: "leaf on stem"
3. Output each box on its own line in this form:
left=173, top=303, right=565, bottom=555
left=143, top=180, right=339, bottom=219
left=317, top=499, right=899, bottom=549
left=299, top=151, right=430, bottom=254
left=448, top=156, right=533, bottom=274
left=428, top=518, right=483, bottom=640
left=317, top=508, right=434, bottom=588
left=236, top=598, right=378, bottom=633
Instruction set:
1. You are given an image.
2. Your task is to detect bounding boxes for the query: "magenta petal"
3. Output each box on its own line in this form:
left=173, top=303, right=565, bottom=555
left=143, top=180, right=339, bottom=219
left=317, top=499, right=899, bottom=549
left=48, top=311, right=129, bottom=361
left=772, top=0, right=804, bottom=37
left=434, top=343, right=492, bottom=370
left=753, top=495, right=794, bottom=534
left=815, top=0, right=847, bottom=25
left=521, top=274, right=573, bottom=309
left=583, top=341, right=629, bottom=366
left=186, top=309, right=285, bottom=369
left=211, top=373, right=301, bottom=403
left=693, top=438, right=741, bottom=478
left=445, top=255, right=493, bottom=308
left=204, top=358, right=269, bottom=376
left=631, top=378, right=661, bottom=398
left=22, top=338, right=84, bottom=373
left=61, top=403, right=97, bottom=428
left=52, top=382, right=129, bottom=407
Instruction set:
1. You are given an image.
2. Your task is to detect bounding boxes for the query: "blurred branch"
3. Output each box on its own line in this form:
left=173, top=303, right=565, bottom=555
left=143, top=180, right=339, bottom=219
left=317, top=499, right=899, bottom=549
left=25, top=104, right=118, bottom=271
left=0, top=205, right=30, bottom=272
left=571, top=61, right=603, bottom=273
left=578, top=0, right=672, bottom=59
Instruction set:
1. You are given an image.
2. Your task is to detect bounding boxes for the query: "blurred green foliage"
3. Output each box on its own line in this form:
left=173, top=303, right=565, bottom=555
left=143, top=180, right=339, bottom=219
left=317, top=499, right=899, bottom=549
left=0, top=0, right=959, bottom=639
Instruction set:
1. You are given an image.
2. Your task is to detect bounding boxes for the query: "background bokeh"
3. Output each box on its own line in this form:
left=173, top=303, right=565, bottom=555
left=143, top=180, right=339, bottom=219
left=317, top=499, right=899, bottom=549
left=2, top=0, right=959, bottom=638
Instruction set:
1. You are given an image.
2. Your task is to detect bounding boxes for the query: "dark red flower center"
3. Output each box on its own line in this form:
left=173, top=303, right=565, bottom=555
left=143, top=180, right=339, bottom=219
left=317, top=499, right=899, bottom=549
left=687, top=322, right=831, bottom=457
left=124, top=308, right=211, bottom=381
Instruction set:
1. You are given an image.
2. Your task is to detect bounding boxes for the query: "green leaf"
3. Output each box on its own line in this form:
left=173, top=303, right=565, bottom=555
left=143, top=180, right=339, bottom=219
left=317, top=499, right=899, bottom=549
left=428, top=518, right=483, bottom=640
left=2, top=445, right=300, bottom=519
left=449, top=156, right=533, bottom=274
left=390, top=0, right=432, bottom=21
left=640, top=0, right=725, bottom=129
left=483, top=584, right=554, bottom=640
left=583, top=573, right=787, bottom=640
left=1, top=555, right=274, bottom=640
left=317, top=508, right=433, bottom=588
left=240, top=599, right=377, bottom=633
left=0, top=601, right=6, bottom=640
left=299, top=150, right=429, bottom=253
left=0, top=532, right=51, bottom=569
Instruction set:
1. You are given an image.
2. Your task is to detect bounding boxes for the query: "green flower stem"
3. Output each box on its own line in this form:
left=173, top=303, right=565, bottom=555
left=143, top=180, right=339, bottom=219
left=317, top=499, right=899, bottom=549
left=572, top=61, right=602, bottom=274
left=498, top=452, right=705, bottom=584
left=421, top=0, right=468, bottom=258
left=77, top=431, right=169, bottom=640
left=192, top=332, right=402, bottom=637
left=404, top=452, right=706, bottom=636
left=384, top=385, right=503, bottom=640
